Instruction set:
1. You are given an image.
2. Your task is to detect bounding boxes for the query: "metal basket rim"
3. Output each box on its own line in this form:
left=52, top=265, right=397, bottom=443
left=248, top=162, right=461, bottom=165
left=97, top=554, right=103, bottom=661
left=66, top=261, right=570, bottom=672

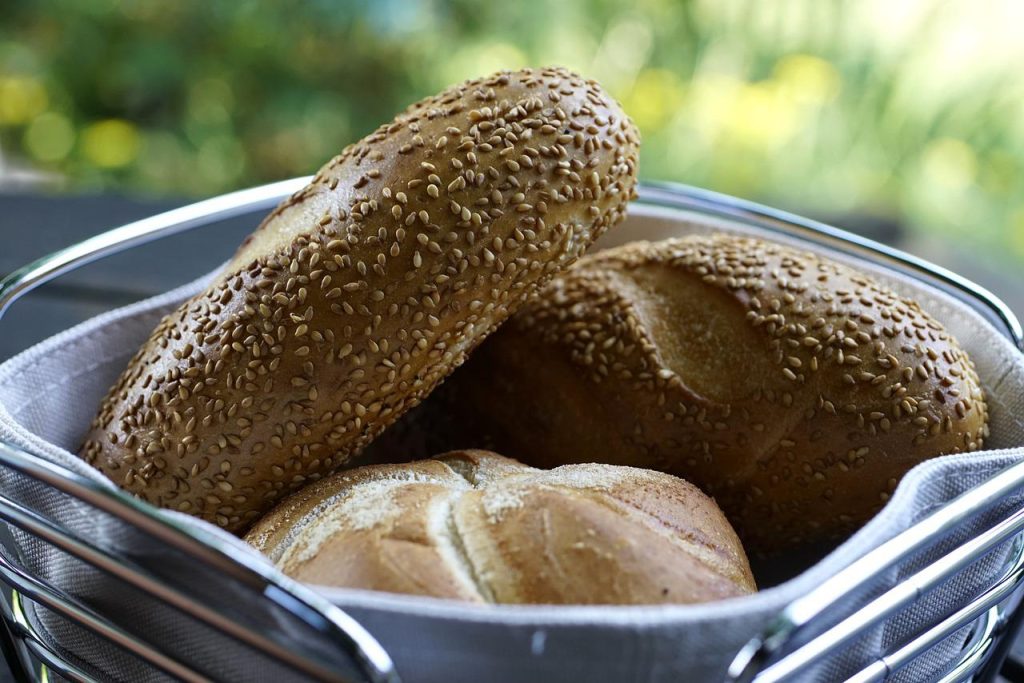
left=0, top=179, right=1022, bottom=683
left=0, top=179, right=1020, bottom=625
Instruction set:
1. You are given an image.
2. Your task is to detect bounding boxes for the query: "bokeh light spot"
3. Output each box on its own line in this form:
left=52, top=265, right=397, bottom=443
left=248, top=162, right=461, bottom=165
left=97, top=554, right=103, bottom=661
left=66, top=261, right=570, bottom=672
left=81, top=119, right=141, bottom=169
left=439, top=43, right=528, bottom=88
left=625, top=69, right=684, bottom=133
left=187, top=78, right=235, bottom=125
left=592, top=16, right=653, bottom=95
left=23, top=111, right=75, bottom=161
left=773, top=54, right=841, bottom=106
left=726, top=81, right=801, bottom=149
left=921, top=138, right=978, bottom=191
left=0, top=77, right=49, bottom=125
left=685, top=74, right=743, bottom=140
left=1011, top=207, right=1024, bottom=258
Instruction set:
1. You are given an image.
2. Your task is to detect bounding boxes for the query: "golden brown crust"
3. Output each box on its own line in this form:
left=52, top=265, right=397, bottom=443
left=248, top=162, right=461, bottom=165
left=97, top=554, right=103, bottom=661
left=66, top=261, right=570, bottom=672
left=245, top=450, right=756, bottom=605
left=79, top=67, right=640, bottom=532
left=397, top=235, right=989, bottom=553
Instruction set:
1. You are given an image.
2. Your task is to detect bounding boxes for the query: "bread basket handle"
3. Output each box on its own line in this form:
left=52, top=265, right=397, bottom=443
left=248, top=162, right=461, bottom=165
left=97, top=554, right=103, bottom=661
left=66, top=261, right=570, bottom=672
left=0, top=177, right=400, bottom=682
left=0, top=176, right=310, bottom=321
left=638, top=182, right=1024, bottom=352
left=9, top=180, right=1018, bottom=354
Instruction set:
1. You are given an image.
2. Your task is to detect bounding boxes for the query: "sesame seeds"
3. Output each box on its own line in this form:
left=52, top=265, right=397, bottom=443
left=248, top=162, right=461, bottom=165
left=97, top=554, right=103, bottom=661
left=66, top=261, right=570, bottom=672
left=80, top=66, right=640, bottom=532
left=439, top=232, right=987, bottom=554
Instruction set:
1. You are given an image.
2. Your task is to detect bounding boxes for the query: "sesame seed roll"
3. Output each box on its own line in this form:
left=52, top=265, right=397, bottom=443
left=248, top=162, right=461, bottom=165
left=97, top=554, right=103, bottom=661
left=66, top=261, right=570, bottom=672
left=80, top=67, right=640, bottom=532
left=402, top=235, right=989, bottom=554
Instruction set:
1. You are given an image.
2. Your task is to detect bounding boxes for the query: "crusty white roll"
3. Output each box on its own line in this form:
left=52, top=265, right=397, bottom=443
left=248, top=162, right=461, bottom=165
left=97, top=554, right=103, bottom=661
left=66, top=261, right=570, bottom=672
left=80, top=67, right=640, bottom=532
left=245, top=450, right=756, bottom=605
left=383, top=235, right=989, bottom=554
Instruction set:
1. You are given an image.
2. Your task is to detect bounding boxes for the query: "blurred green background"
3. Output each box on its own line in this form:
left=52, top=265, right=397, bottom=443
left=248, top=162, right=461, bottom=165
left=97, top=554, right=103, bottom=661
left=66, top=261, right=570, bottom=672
left=2, top=0, right=1023, bottom=270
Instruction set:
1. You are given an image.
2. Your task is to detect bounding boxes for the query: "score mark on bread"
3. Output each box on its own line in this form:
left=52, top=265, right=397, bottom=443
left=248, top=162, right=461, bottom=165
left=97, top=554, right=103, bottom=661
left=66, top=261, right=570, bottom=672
left=245, top=450, right=756, bottom=605
left=409, top=235, right=989, bottom=553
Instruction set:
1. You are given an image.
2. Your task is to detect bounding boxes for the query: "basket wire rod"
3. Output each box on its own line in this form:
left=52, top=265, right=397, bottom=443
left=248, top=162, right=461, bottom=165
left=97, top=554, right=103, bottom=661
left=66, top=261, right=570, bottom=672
left=980, top=581, right=1024, bottom=683
left=0, top=176, right=406, bottom=682
left=748, top=500, right=1024, bottom=682
left=1, top=178, right=1016, bottom=353
left=6, top=592, right=99, bottom=683
left=0, top=619, right=31, bottom=683
left=0, top=488, right=374, bottom=680
left=728, top=457, right=1024, bottom=682
left=934, top=609, right=999, bottom=683
left=638, top=182, right=1024, bottom=350
left=0, top=441, right=286, bottom=585
left=0, top=552, right=212, bottom=682
left=0, top=589, right=36, bottom=683
left=21, top=638, right=97, bottom=683
left=938, top=608, right=999, bottom=683
left=844, top=542, right=1024, bottom=683
left=0, top=176, right=309, bottom=320
left=0, top=442, right=398, bottom=683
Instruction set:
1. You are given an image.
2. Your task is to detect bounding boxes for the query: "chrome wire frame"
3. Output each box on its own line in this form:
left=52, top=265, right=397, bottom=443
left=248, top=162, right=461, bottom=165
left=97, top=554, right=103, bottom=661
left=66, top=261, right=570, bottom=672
left=639, top=182, right=1023, bottom=351
left=0, top=177, right=397, bottom=683
left=0, top=179, right=1019, bottom=682
left=639, top=184, right=1024, bottom=683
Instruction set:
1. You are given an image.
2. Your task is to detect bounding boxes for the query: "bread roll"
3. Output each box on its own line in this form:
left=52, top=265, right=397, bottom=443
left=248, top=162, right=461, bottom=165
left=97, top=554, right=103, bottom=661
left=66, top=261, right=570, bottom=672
left=80, top=67, right=640, bottom=532
left=245, top=450, right=756, bottom=605
left=400, top=235, right=989, bottom=553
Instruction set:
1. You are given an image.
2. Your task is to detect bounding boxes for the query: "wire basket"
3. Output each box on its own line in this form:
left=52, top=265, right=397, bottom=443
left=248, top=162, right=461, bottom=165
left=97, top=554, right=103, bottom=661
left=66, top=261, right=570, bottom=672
left=0, top=180, right=1021, bottom=683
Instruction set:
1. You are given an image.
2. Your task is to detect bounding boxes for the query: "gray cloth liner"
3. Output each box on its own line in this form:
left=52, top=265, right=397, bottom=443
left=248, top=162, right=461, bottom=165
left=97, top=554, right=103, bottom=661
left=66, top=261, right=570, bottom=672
left=0, top=203, right=1021, bottom=682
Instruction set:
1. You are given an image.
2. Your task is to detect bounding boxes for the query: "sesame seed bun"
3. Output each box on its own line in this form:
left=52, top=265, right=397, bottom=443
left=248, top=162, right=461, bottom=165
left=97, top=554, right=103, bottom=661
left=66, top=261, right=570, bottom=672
left=244, top=450, right=756, bottom=605
left=80, top=67, right=640, bottom=532
left=386, top=235, right=989, bottom=554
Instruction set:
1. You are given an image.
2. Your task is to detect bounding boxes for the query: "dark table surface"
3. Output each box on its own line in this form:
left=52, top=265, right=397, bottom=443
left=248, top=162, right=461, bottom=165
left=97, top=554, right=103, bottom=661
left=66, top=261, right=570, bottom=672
left=0, top=192, right=266, bottom=362
left=0, top=190, right=1022, bottom=681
